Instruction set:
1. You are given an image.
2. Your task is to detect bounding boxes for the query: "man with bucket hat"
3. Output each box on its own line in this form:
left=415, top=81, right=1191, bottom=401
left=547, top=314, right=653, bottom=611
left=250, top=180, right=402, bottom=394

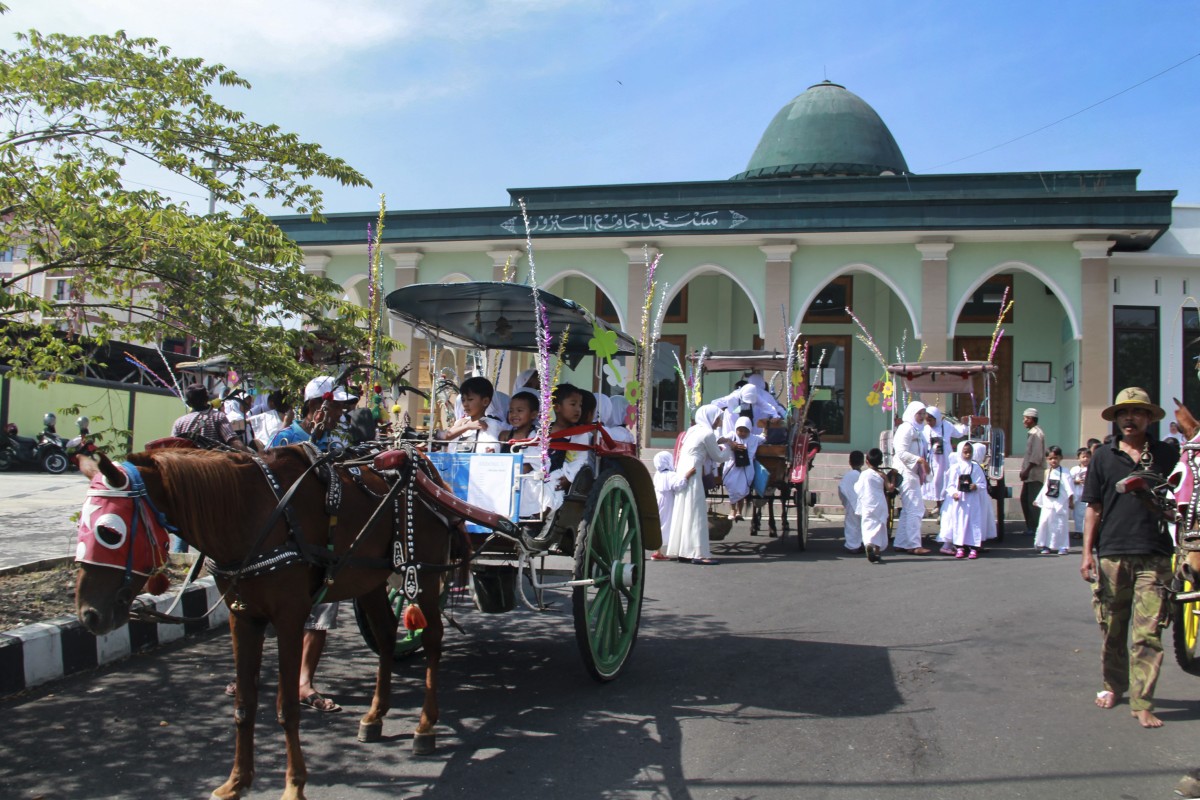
left=1080, top=386, right=1179, bottom=728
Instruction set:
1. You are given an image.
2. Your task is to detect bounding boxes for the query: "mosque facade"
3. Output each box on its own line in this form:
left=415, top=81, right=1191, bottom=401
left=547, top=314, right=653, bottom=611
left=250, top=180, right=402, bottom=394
left=274, top=81, right=1198, bottom=454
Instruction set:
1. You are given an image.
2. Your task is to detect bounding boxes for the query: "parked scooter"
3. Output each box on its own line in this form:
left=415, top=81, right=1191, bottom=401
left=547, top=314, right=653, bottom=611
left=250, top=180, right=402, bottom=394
left=0, top=413, right=70, bottom=474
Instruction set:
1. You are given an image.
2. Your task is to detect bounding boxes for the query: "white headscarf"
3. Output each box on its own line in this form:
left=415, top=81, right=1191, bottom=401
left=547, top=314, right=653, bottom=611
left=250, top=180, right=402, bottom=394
left=694, top=404, right=722, bottom=432
left=654, top=451, right=674, bottom=472
left=513, top=369, right=538, bottom=392
left=901, top=400, right=926, bottom=426
left=971, top=441, right=987, bottom=463
left=597, top=393, right=614, bottom=428
left=738, top=384, right=759, bottom=405
left=734, top=416, right=754, bottom=436
left=610, top=396, right=630, bottom=427
left=925, top=406, right=942, bottom=424
left=745, top=374, right=767, bottom=392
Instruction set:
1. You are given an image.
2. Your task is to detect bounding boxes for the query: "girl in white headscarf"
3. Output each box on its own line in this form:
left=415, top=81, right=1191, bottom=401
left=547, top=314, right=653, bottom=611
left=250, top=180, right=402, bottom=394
left=941, top=440, right=989, bottom=559
left=972, top=441, right=998, bottom=542
left=667, top=404, right=732, bottom=564
left=892, top=399, right=930, bottom=554
left=605, top=395, right=636, bottom=443
left=651, top=451, right=687, bottom=561
left=722, top=416, right=763, bottom=521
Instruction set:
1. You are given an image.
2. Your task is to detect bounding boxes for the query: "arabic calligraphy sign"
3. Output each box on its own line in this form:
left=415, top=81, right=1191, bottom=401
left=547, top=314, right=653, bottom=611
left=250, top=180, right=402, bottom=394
left=500, top=209, right=749, bottom=235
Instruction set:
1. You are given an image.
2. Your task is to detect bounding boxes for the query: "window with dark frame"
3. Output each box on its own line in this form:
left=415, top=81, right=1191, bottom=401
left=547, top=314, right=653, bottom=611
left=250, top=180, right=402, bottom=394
left=803, top=276, right=853, bottom=324
left=1113, top=305, right=1160, bottom=436
left=1184, top=308, right=1200, bottom=415
left=595, top=288, right=619, bottom=324
left=958, top=274, right=1014, bottom=324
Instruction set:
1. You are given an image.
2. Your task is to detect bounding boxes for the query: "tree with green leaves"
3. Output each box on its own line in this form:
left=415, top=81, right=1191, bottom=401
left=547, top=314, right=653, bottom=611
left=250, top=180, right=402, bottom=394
left=0, top=24, right=383, bottom=388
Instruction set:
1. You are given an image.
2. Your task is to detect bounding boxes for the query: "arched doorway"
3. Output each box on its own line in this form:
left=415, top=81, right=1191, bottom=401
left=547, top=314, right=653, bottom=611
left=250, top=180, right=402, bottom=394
left=951, top=267, right=1078, bottom=453
left=798, top=268, right=919, bottom=448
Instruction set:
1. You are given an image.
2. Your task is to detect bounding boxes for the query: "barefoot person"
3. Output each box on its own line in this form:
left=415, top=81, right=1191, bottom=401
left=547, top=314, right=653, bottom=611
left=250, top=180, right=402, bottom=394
left=1079, top=387, right=1176, bottom=728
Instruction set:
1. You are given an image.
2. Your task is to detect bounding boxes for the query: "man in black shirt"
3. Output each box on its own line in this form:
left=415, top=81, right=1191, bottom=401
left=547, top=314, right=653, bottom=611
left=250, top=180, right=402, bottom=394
left=1080, top=387, right=1178, bottom=728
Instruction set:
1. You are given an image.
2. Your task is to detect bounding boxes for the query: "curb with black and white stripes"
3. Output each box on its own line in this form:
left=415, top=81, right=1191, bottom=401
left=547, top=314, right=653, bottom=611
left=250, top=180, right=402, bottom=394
left=0, top=576, right=228, bottom=698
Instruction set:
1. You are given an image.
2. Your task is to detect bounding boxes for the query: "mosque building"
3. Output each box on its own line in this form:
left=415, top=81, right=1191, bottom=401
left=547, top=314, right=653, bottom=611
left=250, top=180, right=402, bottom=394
left=273, top=80, right=1198, bottom=453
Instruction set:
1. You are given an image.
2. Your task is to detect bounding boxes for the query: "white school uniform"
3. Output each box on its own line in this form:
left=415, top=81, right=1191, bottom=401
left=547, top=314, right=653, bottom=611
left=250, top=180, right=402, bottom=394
left=941, top=459, right=988, bottom=548
left=855, top=468, right=889, bottom=551
left=722, top=417, right=763, bottom=505
left=839, top=468, right=863, bottom=550
left=667, top=405, right=732, bottom=561
left=1069, top=464, right=1088, bottom=533
left=652, top=452, right=688, bottom=551
left=1034, top=465, right=1072, bottom=551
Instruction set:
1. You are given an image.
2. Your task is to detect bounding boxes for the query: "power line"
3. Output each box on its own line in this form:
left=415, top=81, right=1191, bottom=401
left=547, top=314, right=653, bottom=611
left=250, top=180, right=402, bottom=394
left=923, top=50, right=1200, bottom=171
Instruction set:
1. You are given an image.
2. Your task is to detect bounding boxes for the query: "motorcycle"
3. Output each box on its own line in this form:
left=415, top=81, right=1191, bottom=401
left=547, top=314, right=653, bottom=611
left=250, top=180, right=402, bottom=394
left=0, top=413, right=71, bottom=474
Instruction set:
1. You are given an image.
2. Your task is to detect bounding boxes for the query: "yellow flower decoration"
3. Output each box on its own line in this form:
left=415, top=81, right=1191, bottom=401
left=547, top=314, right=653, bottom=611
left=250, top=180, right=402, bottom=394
left=881, top=381, right=893, bottom=397
left=866, top=391, right=881, bottom=407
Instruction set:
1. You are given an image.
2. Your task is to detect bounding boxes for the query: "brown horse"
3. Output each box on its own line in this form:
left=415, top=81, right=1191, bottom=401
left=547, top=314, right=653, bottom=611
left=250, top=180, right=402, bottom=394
left=74, top=444, right=473, bottom=800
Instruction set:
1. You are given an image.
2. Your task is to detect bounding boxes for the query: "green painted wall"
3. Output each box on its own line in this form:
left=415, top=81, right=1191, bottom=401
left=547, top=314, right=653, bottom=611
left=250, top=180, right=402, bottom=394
left=2, top=377, right=183, bottom=455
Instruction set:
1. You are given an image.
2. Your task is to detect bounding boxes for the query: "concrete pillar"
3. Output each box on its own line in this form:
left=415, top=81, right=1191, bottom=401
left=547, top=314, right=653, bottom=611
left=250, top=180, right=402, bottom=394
left=387, top=251, right=424, bottom=420
left=759, top=244, right=796, bottom=352
left=1075, top=240, right=1114, bottom=442
left=622, top=246, right=660, bottom=447
left=916, top=242, right=953, bottom=364
left=487, top=249, right=524, bottom=393
left=302, top=252, right=331, bottom=278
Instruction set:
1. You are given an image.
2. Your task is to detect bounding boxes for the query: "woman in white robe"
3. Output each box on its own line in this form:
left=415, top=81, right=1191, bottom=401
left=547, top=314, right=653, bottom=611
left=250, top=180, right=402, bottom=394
left=892, top=400, right=930, bottom=553
left=922, top=406, right=968, bottom=504
left=604, top=394, right=636, bottom=444
left=941, top=440, right=988, bottom=557
left=667, top=404, right=732, bottom=564
left=713, top=383, right=781, bottom=438
left=722, top=416, right=763, bottom=519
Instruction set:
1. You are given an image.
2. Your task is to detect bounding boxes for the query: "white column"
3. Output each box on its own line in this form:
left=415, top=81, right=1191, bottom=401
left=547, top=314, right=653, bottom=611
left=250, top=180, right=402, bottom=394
left=387, top=251, right=424, bottom=420
left=1074, top=240, right=1114, bottom=442
left=487, top=249, right=524, bottom=283
left=302, top=252, right=331, bottom=278
left=915, top=241, right=954, bottom=364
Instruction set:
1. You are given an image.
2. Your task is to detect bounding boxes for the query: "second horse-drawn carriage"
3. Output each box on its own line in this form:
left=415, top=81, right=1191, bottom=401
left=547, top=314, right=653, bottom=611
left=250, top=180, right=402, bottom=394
left=689, top=350, right=821, bottom=550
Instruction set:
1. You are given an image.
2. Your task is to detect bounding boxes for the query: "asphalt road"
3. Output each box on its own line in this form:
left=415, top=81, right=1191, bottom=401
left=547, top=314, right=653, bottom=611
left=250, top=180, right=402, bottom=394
left=2, top=521, right=1199, bottom=800
left=0, top=471, right=88, bottom=568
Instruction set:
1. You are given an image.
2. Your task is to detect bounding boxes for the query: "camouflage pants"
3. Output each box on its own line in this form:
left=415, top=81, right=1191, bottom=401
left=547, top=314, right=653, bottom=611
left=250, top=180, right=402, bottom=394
left=1092, top=555, right=1172, bottom=711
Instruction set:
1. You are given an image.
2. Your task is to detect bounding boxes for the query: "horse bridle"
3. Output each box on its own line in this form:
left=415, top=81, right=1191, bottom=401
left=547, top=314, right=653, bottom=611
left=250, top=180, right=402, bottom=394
left=84, top=461, right=177, bottom=605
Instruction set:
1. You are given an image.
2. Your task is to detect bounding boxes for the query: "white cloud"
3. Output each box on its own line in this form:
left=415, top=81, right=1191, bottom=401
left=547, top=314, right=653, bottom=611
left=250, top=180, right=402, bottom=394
left=0, top=0, right=606, bottom=75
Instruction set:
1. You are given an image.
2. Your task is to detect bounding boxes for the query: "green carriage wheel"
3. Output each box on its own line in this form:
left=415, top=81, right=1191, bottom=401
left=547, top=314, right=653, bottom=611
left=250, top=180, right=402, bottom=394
left=354, top=584, right=447, bottom=661
left=572, top=469, right=644, bottom=682
left=1172, top=565, right=1200, bottom=674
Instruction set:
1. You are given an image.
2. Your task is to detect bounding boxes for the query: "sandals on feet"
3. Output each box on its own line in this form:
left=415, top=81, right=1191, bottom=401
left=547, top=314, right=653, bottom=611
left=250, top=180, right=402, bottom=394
left=300, top=692, right=342, bottom=713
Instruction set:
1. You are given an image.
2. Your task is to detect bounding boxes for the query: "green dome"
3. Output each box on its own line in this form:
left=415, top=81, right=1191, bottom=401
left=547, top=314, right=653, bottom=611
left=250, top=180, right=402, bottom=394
left=733, top=81, right=909, bottom=179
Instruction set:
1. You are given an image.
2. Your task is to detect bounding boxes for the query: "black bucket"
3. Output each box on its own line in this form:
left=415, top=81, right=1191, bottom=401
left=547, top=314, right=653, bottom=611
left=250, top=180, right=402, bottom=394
left=471, top=565, right=519, bottom=614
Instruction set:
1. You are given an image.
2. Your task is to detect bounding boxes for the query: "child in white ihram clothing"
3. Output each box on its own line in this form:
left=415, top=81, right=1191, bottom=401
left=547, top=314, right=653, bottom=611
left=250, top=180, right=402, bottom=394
left=838, top=450, right=865, bottom=553
left=941, top=440, right=988, bottom=559
left=1034, top=445, right=1073, bottom=555
left=855, top=448, right=890, bottom=563
left=651, top=451, right=687, bottom=561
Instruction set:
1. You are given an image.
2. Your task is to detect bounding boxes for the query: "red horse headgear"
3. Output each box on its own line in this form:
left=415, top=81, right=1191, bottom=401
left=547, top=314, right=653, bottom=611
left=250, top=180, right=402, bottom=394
left=75, top=464, right=171, bottom=576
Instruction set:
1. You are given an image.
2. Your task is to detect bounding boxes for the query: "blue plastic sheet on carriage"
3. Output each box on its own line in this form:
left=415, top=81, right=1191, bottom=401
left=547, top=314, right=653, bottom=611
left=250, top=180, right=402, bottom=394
left=425, top=452, right=523, bottom=534
left=753, top=461, right=769, bottom=496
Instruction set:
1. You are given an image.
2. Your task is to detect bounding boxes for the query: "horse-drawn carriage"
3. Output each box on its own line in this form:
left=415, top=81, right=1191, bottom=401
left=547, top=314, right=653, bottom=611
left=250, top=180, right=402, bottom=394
left=73, top=281, right=659, bottom=800
left=382, top=281, right=658, bottom=681
left=689, top=350, right=821, bottom=550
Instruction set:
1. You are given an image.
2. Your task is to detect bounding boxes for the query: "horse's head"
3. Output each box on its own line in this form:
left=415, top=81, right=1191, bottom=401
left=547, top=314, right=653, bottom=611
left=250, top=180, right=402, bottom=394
left=74, top=452, right=171, bottom=634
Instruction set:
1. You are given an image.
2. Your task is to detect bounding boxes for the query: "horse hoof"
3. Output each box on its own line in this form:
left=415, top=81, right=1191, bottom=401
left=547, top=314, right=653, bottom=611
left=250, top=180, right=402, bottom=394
left=358, top=721, right=383, bottom=743
left=412, top=731, right=437, bottom=755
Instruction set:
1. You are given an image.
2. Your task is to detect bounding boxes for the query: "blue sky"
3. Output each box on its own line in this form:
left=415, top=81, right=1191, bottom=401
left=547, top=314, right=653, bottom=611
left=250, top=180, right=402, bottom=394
left=4, top=0, right=1199, bottom=215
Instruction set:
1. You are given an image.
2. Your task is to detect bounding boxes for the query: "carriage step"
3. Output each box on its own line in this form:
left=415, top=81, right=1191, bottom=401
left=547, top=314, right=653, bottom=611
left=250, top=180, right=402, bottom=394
left=1175, top=589, right=1200, bottom=603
